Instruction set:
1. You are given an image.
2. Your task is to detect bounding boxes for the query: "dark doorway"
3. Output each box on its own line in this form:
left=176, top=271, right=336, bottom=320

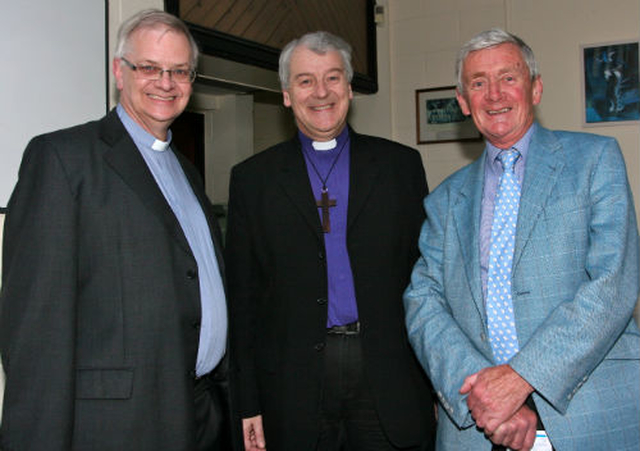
left=172, top=111, right=205, bottom=181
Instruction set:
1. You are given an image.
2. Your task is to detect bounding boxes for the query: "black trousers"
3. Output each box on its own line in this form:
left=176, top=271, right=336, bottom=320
left=316, top=325, right=423, bottom=451
left=194, top=374, right=231, bottom=451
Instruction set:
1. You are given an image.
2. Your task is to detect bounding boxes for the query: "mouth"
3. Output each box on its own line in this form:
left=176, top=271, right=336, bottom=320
left=147, top=93, right=177, bottom=102
left=310, top=104, right=333, bottom=111
left=487, top=107, right=511, bottom=115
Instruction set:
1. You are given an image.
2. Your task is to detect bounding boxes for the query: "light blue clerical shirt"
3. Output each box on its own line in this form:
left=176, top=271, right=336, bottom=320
left=117, top=105, right=227, bottom=376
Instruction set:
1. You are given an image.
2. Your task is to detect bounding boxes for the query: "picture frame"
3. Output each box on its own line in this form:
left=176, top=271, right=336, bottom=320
left=415, top=87, right=481, bottom=144
left=164, top=0, right=378, bottom=93
left=581, top=40, right=639, bottom=126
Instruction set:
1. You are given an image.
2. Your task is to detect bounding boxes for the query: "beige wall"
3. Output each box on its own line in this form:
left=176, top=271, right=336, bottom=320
left=380, top=0, right=640, bottom=320
left=385, top=0, right=639, bottom=217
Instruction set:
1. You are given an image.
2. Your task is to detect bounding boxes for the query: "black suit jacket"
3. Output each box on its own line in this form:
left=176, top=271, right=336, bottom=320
left=225, top=128, right=436, bottom=450
left=0, top=110, right=232, bottom=450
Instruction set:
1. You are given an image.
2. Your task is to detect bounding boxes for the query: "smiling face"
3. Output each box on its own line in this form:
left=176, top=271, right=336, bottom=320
left=113, top=26, right=193, bottom=140
left=282, top=46, right=353, bottom=141
left=456, top=43, right=543, bottom=149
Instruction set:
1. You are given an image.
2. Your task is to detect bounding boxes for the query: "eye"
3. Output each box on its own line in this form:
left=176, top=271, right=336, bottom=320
left=470, top=80, right=485, bottom=89
left=173, top=69, right=188, bottom=77
left=138, top=65, right=159, bottom=76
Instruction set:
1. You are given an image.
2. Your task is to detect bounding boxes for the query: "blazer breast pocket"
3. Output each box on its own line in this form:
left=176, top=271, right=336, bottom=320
left=75, top=368, right=134, bottom=399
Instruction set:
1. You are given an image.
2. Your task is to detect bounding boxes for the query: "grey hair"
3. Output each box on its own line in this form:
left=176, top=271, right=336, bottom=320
left=278, top=31, right=354, bottom=89
left=455, top=28, right=539, bottom=92
left=114, top=9, right=199, bottom=69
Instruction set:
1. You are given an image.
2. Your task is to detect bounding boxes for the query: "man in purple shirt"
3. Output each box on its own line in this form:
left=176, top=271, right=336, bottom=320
left=225, top=31, right=436, bottom=451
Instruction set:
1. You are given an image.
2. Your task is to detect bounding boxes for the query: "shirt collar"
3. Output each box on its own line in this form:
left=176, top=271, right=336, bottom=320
left=486, top=123, right=535, bottom=164
left=116, top=104, right=172, bottom=152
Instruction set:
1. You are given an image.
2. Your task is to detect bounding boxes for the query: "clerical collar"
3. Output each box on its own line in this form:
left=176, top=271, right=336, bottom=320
left=312, top=139, right=337, bottom=151
left=298, top=127, right=349, bottom=152
left=116, top=103, right=173, bottom=152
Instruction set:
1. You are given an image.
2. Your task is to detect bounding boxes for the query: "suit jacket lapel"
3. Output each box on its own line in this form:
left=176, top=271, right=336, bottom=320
left=347, top=130, right=379, bottom=231
left=99, top=110, right=193, bottom=256
left=276, top=137, right=325, bottom=241
left=514, top=126, right=564, bottom=270
left=452, top=155, right=486, bottom=321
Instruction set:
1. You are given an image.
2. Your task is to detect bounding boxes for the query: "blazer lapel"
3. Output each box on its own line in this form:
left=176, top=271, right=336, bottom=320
left=452, top=154, right=487, bottom=322
left=99, top=110, right=193, bottom=256
left=514, top=126, right=564, bottom=270
left=346, top=130, right=379, bottom=231
left=275, top=137, right=325, bottom=241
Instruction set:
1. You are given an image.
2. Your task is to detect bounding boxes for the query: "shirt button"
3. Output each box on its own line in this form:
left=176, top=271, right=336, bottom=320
left=314, top=343, right=325, bottom=352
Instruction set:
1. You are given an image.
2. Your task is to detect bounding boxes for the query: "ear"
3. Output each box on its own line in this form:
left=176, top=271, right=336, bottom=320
left=455, top=88, right=471, bottom=116
left=283, top=90, right=291, bottom=107
left=348, top=84, right=353, bottom=100
left=113, top=58, right=124, bottom=91
left=532, top=76, right=543, bottom=105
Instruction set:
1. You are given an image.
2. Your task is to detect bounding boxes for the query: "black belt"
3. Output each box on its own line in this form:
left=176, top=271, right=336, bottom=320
left=327, top=321, right=360, bottom=335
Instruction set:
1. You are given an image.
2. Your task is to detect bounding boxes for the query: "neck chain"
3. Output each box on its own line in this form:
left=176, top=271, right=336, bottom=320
left=304, top=137, right=348, bottom=191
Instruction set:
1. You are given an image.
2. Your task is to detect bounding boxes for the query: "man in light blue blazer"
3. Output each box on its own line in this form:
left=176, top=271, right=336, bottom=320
left=404, top=28, right=639, bottom=451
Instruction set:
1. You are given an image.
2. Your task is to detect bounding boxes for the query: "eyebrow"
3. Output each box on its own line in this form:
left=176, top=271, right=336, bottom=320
left=293, top=68, right=344, bottom=79
left=136, top=59, right=190, bottom=68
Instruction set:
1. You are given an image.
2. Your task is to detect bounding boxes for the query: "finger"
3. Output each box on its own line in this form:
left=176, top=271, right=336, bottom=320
left=459, top=373, right=478, bottom=394
left=253, top=421, right=266, bottom=449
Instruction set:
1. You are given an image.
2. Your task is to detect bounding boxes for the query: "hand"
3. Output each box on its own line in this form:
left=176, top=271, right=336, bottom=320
left=242, top=415, right=267, bottom=451
left=488, top=405, right=537, bottom=450
left=459, top=365, right=533, bottom=434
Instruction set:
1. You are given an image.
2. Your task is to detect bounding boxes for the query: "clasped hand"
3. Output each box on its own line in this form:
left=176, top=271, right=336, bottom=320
left=459, top=365, right=536, bottom=450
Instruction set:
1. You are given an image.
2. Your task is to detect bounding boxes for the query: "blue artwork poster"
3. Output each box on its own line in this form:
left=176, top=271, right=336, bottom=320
left=583, top=41, right=639, bottom=123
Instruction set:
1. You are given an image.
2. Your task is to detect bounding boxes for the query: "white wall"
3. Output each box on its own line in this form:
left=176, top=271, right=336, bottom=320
left=0, top=1, right=107, bottom=207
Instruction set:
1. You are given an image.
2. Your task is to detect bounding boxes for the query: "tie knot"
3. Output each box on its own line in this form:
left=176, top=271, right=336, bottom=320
left=498, top=149, right=520, bottom=171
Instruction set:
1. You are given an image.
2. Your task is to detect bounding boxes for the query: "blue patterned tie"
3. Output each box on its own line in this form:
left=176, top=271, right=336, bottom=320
left=486, top=149, right=521, bottom=364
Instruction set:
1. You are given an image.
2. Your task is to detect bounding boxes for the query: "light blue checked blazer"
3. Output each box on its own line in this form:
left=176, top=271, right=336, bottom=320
left=404, top=124, right=640, bottom=451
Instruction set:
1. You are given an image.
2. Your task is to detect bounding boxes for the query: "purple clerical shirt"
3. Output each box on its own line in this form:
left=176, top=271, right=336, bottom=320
left=299, top=128, right=359, bottom=328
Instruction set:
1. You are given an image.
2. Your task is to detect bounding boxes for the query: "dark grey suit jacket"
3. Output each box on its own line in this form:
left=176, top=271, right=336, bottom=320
left=225, top=128, right=436, bottom=450
left=0, top=110, right=230, bottom=450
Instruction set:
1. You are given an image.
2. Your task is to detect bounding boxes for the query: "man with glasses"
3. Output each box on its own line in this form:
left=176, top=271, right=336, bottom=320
left=0, top=9, right=232, bottom=450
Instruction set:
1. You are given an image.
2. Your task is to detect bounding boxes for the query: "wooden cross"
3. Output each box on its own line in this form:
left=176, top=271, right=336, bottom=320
left=316, top=189, right=337, bottom=233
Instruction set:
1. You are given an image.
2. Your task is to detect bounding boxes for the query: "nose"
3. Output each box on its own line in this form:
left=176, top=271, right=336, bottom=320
left=156, top=70, right=175, bottom=89
left=314, top=80, right=329, bottom=98
left=486, top=80, right=502, bottom=101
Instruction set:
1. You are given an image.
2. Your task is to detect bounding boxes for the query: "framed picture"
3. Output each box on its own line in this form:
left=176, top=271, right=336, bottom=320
left=165, top=0, right=378, bottom=93
left=415, top=87, right=481, bottom=144
left=581, top=40, right=639, bottom=125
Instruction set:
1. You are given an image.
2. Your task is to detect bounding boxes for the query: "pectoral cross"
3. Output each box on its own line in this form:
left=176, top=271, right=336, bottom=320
left=316, top=188, right=337, bottom=233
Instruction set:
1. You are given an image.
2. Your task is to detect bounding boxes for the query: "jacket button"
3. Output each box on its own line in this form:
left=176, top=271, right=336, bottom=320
left=317, top=297, right=327, bottom=305
left=318, top=251, right=325, bottom=260
left=192, top=321, right=201, bottom=330
left=186, top=269, right=197, bottom=279
left=314, top=343, right=325, bottom=352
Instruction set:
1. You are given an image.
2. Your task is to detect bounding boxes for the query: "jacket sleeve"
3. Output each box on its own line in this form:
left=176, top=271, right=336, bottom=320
left=404, top=189, right=493, bottom=429
left=0, top=136, right=78, bottom=450
left=224, top=164, right=262, bottom=419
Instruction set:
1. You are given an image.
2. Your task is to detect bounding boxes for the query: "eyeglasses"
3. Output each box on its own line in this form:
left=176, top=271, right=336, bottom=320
left=120, top=57, right=196, bottom=83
